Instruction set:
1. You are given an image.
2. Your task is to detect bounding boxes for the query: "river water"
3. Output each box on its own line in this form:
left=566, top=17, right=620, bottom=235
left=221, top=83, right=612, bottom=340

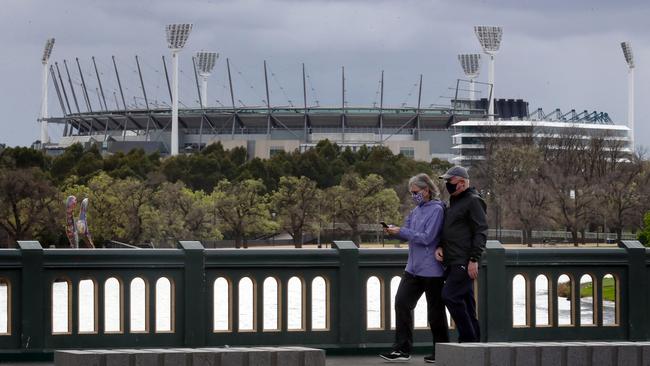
left=0, top=275, right=616, bottom=334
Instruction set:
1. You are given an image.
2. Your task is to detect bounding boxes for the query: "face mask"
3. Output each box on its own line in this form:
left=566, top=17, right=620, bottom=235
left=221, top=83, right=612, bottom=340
left=446, top=182, right=458, bottom=195
left=412, top=191, right=425, bottom=205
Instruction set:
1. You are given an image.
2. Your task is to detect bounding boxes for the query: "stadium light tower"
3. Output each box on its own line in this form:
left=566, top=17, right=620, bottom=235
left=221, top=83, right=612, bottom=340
left=458, top=54, right=481, bottom=101
left=40, top=38, right=55, bottom=145
left=621, top=41, right=635, bottom=150
left=165, top=23, right=193, bottom=156
left=196, top=51, right=218, bottom=107
left=474, top=26, right=502, bottom=121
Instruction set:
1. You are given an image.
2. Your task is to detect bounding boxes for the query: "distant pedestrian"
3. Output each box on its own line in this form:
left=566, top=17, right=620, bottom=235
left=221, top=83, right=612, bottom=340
left=436, top=166, right=487, bottom=343
left=380, top=173, right=449, bottom=363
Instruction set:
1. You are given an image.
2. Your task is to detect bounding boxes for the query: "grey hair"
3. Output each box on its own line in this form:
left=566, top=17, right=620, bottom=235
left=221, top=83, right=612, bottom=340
left=408, top=173, right=440, bottom=200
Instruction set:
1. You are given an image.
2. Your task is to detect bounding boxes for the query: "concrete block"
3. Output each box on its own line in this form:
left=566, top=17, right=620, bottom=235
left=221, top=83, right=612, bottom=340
left=85, top=349, right=130, bottom=366
left=254, top=346, right=301, bottom=366
left=565, top=343, right=590, bottom=366
left=152, top=348, right=189, bottom=366
left=190, top=349, right=220, bottom=366
left=488, top=343, right=514, bottom=366
left=639, top=343, right=650, bottom=366
left=130, top=349, right=160, bottom=366
left=511, top=343, right=540, bottom=366
left=279, top=346, right=326, bottom=366
left=612, top=343, right=641, bottom=366
left=54, top=350, right=102, bottom=366
left=538, top=343, right=566, bottom=366
left=589, top=342, right=617, bottom=366
left=217, top=348, right=247, bottom=366
left=246, top=348, right=272, bottom=366
left=435, top=343, right=487, bottom=366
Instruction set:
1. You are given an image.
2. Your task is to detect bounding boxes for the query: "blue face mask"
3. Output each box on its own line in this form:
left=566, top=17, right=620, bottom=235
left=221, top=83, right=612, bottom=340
left=412, top=191, right=425, bottom=205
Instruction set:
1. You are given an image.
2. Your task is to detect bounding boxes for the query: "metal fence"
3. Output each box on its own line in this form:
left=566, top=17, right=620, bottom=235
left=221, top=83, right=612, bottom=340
left=0, top=240, right=647, bottom=358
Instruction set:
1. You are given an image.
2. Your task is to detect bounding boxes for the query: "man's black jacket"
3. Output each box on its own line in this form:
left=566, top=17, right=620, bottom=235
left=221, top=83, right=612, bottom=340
left=441, top=187, right=488, bottom=266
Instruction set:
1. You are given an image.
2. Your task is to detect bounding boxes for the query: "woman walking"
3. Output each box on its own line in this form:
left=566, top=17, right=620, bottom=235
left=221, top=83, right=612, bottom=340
left=380, top=173, right=449, bottom=363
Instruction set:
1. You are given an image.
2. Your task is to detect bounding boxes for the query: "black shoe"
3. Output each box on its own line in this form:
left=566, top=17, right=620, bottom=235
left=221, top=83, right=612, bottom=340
left=379, top=350, right=411, bottom=362
left=424, top=354, right=436, bottom=363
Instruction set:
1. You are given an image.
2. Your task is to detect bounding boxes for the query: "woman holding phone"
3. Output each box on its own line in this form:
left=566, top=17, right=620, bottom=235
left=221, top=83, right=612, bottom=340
left=379, top=173, right=448, bottom=364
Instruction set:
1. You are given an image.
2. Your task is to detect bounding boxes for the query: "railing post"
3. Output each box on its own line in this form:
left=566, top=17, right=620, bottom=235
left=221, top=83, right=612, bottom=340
left=334, top=241, right=361, bottom=347
left=621, top=240, right=648, bottom=340
left=483, top=240, right=507, bottom=341
left=179, top=241, right=206, bottom=347
left=17, top=241, right=44, bottom=351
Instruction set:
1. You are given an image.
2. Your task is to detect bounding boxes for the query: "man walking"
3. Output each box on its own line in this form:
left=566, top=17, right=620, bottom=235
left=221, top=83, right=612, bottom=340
left=436, top=166, right=487, bottom=343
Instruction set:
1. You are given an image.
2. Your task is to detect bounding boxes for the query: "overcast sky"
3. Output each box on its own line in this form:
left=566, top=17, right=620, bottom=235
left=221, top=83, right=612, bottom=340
left=0, top=0, right=648, bottom=151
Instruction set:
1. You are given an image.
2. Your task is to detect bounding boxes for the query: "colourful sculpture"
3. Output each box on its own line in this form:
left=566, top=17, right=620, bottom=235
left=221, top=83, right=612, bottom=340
left=65, top=196, right=95, bottom=248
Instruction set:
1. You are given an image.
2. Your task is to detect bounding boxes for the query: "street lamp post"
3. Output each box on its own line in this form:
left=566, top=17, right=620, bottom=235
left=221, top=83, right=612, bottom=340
left=40, top=38, right=55, bottom=145
left=165, top=23, right=193, bottom=156
left=474, top=26, right=503, bottom=121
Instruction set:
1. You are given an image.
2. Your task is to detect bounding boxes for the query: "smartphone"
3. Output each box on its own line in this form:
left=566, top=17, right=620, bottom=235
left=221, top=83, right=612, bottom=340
left=380, top=221, right=389, bottom=228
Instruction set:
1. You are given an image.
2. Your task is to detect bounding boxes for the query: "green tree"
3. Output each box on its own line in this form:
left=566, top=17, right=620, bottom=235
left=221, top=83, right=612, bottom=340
left=103, top=149, right=161, bottom=180
left=639, top=212, right=650, bottom=246
left=0, top=168, right=62, bottom=247
left=50, top=144, right=103, bottom=185
left=210, top=179, right=277, bottom=248
left=0, top=146, right=51, bottom=170
left=270, top=176, right=321, bottom=247
left=64, top=172, right=154, bottom=245
left=325, top=173, right=400, bottom=246
left=143, top=182, right=222, bottom=247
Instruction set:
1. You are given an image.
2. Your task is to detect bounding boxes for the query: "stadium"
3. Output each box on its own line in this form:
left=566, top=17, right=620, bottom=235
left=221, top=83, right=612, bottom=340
left=35, top=26, right=635, bottom=163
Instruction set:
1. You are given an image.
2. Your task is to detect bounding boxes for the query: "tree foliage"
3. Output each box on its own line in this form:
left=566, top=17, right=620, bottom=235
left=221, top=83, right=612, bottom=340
left=210, top=179, right=277, bottom=248
left=324, top=173, right=401, bottom=246
left=270, top=176, right=322, bottom=247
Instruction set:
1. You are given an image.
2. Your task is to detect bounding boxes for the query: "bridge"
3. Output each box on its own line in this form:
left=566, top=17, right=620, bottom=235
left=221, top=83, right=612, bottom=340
left=0, top=240, right=647, bottom=363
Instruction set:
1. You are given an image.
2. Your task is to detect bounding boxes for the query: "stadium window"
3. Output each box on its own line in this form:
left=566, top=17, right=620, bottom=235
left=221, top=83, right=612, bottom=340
left=400, top=147, right=415, bottom=159
left=269, top=147, right=284, bottom=157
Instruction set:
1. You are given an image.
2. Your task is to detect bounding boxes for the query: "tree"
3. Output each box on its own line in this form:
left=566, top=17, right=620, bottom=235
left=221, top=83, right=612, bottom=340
left=144, top=182, right=221, bottom=247
left=270, top=176, right=321, bottom=247
left=64, top=172, right=155, bottom=246
left=0, top=146, right=50, bottom=170
left=0, top=168, right=62, bottom=247
left=486, top=145, right=549, bottom=246
left=102, top=149, right=161, bottom=180
left=639, top=211, right=650, bottom=246
left=325, top=173, right=400, bottom=246
left=597, top=154, right=648, bottom=240
left=49, top=144, right=104, bottom=185
left=210, top=179, right=277, bottom=248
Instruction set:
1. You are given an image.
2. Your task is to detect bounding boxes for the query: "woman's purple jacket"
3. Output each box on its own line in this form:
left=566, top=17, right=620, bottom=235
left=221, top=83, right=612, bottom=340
left=394, top=199, right=446, bottom=277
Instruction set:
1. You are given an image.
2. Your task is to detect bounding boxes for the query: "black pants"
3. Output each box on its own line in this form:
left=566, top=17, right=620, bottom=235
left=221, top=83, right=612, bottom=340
left=393, top=271, right=449, bottom=354
left=441, top=264, right=480, bottom=342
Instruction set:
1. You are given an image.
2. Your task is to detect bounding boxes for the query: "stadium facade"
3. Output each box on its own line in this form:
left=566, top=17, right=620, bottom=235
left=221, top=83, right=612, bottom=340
left=41, top=95, right=631, bottom=165
left=44, top=104, right=482, bottom=161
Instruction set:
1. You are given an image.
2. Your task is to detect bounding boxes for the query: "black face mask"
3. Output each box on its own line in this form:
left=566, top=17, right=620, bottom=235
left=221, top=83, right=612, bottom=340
left=446, top=182, right=457, bottom=195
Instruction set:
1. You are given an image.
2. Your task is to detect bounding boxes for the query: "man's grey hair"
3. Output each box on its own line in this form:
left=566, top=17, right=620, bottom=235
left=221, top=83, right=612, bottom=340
left=408, top=173, right=440, bottom=199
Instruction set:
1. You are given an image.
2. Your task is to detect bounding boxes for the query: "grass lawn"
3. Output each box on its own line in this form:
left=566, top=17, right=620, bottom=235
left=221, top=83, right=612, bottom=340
left=580, top=277, right=616, bottom=302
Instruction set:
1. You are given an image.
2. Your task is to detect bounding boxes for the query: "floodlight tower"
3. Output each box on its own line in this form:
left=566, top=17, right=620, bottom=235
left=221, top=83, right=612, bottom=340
left=621, top=41, right=635, bottom=150
left=40, top=38, right=55, bottom=144
left=474, top=26, right=502, bottom=121
left=165, top=23, right=193, bottom=156
left=195, top=51, right=218, bottom=107
left=458, top=54, right=481, bottom=101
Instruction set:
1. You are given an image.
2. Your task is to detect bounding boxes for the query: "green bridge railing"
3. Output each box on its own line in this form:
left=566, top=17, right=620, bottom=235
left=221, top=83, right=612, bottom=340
left=0, top=240, right=647, bottom=357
